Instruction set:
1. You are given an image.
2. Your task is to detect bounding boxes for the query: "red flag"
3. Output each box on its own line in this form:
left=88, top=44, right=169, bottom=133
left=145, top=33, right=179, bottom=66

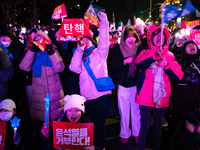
left=53, top=121, right=94, bottom=150
left=52, top=3, right=68, bottom=20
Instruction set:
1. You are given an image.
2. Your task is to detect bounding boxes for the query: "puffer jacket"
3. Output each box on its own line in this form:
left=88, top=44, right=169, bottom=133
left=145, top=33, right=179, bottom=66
left=173, top=44, right=200, bottom=87
left=69, top=19, right=112, bottom=100
left=135, top=25, right=184, bottom=108
left=179, top=53, right=200, bottom=86
left=19, top=45, right=65, bottom=122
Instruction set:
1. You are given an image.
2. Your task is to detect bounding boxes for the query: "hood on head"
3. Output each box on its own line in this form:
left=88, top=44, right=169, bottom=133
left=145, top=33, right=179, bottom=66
left=147, top=25, right=170, bottom=53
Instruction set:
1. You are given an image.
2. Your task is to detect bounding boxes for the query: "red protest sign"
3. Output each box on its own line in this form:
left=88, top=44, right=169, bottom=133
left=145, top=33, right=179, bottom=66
left=109, top=37, right=118, bottom=48
left=181, top=19, right=200, bottom=29
left=32, top=39, right=51, bottom=52
left=0, top=121, right=6, bottom=150
left=53, top=121, right=94, bottom=150
left=52, top=3, right=67, bottom=20
left=59, top=19, right=89, bottom=41
left=190, top=29, right=200, bottom=49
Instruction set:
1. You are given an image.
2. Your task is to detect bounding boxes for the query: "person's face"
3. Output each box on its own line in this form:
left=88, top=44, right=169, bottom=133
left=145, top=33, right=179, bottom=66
left=81, top=37, right=93, bottom=49
left=125, top=33, right=136, bottom=48
left=152, top=32, right=165, bottom=47
left=66, top=108, right=82, bottom=123
left=34, top=35, right=44, bottom=41
left=185, top=43, right=197, bottom=55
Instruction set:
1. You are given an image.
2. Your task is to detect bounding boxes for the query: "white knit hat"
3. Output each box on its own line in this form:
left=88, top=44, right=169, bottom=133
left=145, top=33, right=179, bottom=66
left=64, top=94, right=86, bottom=113
left=0, top=99, right=16, bottom=111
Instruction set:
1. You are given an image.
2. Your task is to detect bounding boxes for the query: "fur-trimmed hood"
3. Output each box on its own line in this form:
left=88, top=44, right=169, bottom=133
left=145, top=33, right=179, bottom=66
left=147, top=25, right=170, bottom=55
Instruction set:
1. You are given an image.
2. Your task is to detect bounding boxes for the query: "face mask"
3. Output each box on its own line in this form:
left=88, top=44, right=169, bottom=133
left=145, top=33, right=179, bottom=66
left=0, top=111, right=13, bottom=121
left=1, top=41, right=11, bottom=48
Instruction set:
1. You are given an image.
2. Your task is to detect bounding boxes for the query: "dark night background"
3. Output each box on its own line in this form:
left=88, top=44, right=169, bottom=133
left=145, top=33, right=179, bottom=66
left=0, top=0, right=199, bottom=28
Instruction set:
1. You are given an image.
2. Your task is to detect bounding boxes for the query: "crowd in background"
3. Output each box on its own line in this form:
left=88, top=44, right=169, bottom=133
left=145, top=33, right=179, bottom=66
left=0, top=11, right=200, bottom=150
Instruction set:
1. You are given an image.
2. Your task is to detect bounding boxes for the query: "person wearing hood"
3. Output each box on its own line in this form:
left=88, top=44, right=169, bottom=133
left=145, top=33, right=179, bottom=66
left=109, top=26, right=141, bottom=144
left=135, top=25, right=184, bottom=150
left=19, top=31, right=65, bottom=150
left=171, top=41, right=200, bottom=133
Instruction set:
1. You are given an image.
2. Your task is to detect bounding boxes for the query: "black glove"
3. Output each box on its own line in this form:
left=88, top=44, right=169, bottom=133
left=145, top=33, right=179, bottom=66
left=45, top=44, right=54, bottom=55
left=30, top=44, right=40, bottom=52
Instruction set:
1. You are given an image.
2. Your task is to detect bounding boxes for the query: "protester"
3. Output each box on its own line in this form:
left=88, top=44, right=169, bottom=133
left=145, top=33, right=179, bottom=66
left=0, top=99, right=20, bottom=149
left=135, top=25, right=184, bottom=150
left=19, top=31, right=65, bottom=150
left=41, top=94, right=95, bottom=150
left=171, top=40, right=200, bottom=133
left=69, top=12, right=112, bottom=150
left=109, top=26, right=141, bottom=144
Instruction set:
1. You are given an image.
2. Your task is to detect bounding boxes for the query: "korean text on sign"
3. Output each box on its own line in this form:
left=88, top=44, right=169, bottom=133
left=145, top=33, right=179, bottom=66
left=53, top=121, right=94, bottom=150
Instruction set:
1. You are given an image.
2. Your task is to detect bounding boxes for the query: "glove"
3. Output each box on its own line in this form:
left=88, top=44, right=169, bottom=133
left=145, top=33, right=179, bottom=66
left=30, top=44, right=40, bottom=52
left=45, top=44, right=54, bottom=55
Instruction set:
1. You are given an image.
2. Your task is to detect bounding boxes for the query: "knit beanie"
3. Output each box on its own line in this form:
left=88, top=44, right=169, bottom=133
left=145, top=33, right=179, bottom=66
left=64, top=94, right=86, bottom=113
left=33, top=31, right=52, bottom=43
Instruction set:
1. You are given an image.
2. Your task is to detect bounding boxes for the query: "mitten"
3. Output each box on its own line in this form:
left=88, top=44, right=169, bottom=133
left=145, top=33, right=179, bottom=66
left=45, top=44, right=54, bottom=55
left=30, top=44, right=40, bottom=52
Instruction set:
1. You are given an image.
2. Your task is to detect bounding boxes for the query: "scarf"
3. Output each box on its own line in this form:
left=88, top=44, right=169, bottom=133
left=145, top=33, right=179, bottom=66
left=149, top=62, right=167, bottom=108
left=32, top=51, right=52, bottom=77
left=119, top=32, right=139, bottom=78
left=82, top=46, right=95, bottom=63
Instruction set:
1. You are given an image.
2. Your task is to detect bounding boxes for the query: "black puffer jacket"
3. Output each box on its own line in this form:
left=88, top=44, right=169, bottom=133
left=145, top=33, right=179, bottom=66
left=172, top=42, right=200, bottom=87
left=180, top=53, right=200, bottom=86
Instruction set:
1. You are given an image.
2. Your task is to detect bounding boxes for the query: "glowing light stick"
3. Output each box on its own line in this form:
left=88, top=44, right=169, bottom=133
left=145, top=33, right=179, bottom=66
left=44, top=93, right=51, bottom=127
left=10, top=116, right=21, bottom=134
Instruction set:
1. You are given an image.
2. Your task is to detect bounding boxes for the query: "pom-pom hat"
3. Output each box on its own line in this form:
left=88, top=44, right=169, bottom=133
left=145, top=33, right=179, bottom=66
left=64, top=94, right=86, bottom=113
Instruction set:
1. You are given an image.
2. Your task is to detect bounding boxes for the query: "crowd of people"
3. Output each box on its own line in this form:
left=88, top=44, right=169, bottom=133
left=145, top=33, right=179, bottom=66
left=0, top=11, right=200, bottom=150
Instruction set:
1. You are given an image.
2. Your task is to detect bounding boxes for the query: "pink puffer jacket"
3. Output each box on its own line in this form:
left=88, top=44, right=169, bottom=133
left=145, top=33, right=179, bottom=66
left=135, top=25, right=184, bottom=108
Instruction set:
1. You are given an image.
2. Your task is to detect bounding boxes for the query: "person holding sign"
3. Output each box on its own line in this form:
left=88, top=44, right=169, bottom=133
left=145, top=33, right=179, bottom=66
left=69, top=12, right=113, bottom=150
left=19, top=31, right=65, bottom=150
left=41, top=94, right=95, bottom=150
left=135, top=25, right=184, bottom=150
